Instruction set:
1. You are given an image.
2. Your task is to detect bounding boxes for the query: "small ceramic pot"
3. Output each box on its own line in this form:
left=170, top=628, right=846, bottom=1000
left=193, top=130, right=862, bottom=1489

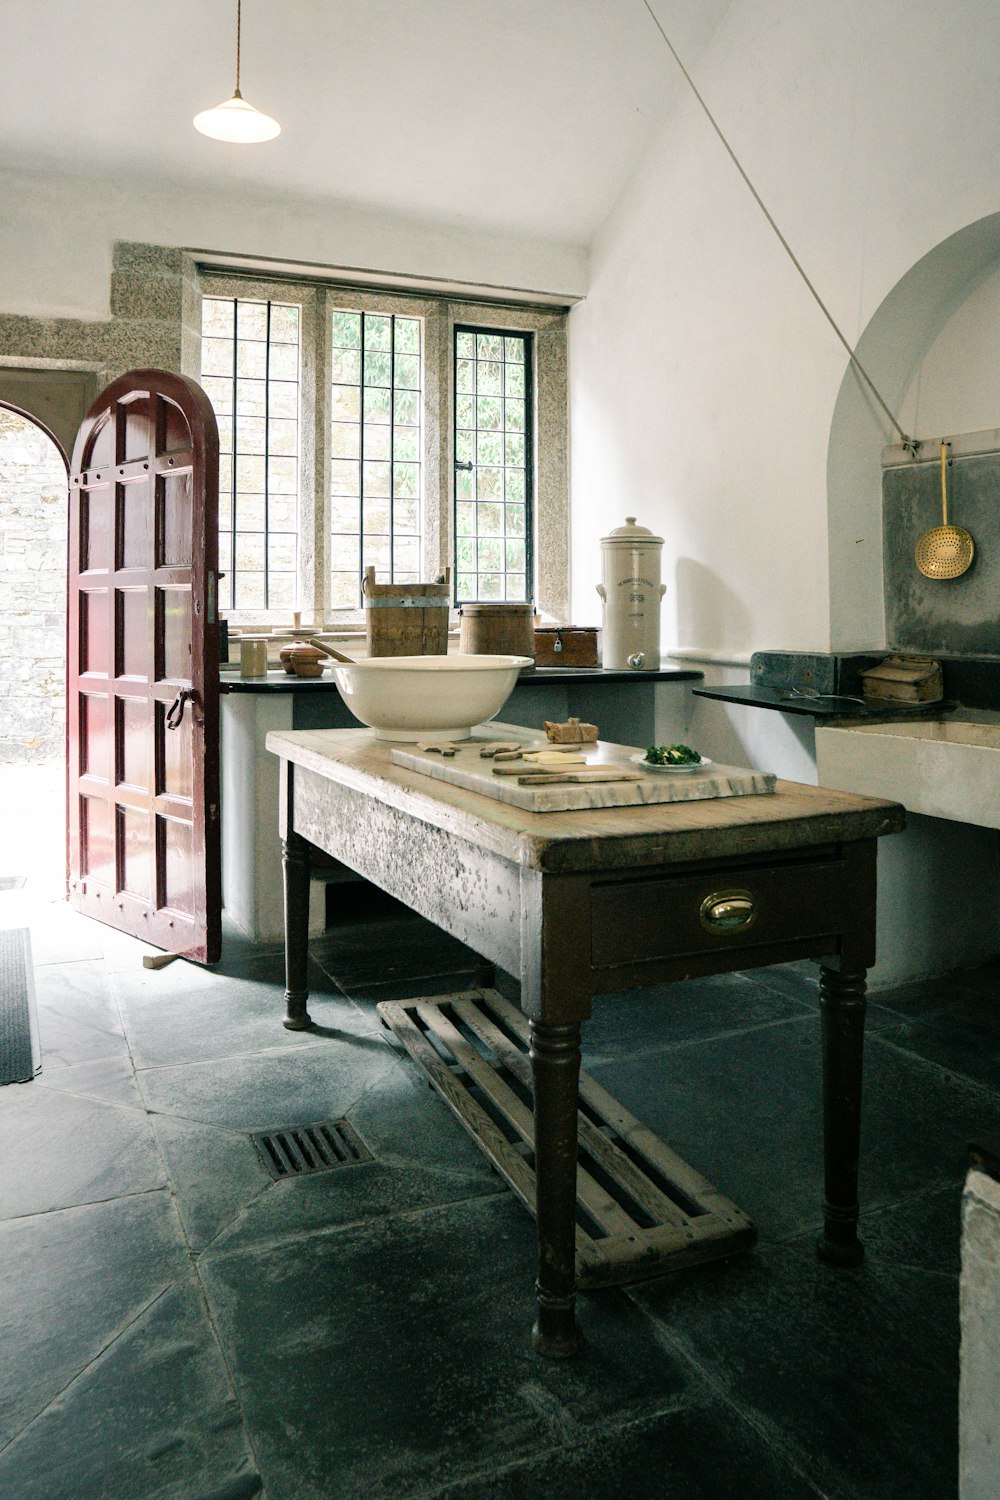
left=284, top=644, right=326, bottom=678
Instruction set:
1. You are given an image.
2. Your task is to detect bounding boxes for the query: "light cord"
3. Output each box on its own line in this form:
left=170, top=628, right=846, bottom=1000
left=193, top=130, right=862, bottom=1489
left=235, top=0, right=242, bottom=95
left=641, top=0, right=917, bottom=453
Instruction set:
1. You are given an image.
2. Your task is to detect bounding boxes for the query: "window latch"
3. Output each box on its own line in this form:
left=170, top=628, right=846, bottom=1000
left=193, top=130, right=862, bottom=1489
left=454, top=460, right=473, bottom=471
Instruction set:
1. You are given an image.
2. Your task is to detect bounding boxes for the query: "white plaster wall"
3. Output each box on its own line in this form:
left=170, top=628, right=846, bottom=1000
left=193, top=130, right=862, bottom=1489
left=570, top=0, right=1000, bottom=658
left=0, top=165, right=586, bottom=324
left=899, top=263, right=1000, bottom=441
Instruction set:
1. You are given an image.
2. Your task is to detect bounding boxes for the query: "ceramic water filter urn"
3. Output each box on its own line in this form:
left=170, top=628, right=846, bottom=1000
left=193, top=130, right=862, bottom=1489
left=596, top=516, right=666, bottom=670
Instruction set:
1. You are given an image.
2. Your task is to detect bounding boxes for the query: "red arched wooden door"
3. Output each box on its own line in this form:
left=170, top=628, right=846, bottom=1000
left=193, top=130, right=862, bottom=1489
left=67, top=369, right=221, bottom=963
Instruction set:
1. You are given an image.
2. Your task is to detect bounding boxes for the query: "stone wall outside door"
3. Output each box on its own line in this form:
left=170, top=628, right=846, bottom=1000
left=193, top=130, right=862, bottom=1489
left=0, top=407, right=69, bottom=763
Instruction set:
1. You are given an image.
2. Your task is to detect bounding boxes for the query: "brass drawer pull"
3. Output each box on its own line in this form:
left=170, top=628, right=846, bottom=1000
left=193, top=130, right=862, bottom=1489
left=700, top=890, right=756, bottom=932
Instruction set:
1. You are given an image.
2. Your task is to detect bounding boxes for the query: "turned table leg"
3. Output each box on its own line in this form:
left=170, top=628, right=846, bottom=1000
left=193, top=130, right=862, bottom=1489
left=282, top=832, right=312, bottom=1030
left=817, top=962, right=868, bottom=1266
left=529, top=1018, right=583, bottom=1358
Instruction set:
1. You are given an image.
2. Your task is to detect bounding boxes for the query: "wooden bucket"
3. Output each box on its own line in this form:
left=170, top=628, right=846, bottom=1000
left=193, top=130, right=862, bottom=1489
left=458, top=602, right=536, bottom=660
left=363, top=566, right=451, bottom=657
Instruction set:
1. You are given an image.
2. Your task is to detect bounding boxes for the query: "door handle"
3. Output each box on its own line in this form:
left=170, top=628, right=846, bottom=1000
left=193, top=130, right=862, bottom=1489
left=166, top=688, right=193, bottom=730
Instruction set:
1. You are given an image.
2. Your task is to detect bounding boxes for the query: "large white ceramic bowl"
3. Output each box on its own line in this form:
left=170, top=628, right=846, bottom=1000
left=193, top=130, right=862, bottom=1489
left=331, top=654, right=533, bottom=740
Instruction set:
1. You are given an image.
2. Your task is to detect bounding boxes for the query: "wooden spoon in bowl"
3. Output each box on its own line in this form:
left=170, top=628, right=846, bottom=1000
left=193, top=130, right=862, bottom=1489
left=307, top=638, right=357, bottom=664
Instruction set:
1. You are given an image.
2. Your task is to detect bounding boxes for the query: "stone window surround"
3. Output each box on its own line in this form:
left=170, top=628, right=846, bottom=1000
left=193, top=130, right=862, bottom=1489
left=199, top=270, right=569, bottom=627
left=0, top=242, right=569, bottom=629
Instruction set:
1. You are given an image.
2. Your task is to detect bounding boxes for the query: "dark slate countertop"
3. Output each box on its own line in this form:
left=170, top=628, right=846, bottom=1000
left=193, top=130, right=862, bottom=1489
left=693, top=683, right=956, bottom=721
left=221, top=665, right=703, bottom=694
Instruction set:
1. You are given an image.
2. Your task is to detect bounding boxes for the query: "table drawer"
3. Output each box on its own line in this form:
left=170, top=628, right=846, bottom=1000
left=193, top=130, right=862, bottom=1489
left=590, top=856, right=858, bottom=969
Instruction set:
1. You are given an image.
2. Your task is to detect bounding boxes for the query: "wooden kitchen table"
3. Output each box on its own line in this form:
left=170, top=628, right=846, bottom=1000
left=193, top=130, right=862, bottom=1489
left=266, top=727, right=905, bottom=1358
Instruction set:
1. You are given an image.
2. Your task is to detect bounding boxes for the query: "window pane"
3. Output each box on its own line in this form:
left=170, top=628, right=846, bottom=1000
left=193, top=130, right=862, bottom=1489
left=331, top=534, right=359, bottom=572
left=394, top=354, right=419, bottom=390
left=203, top=299, right=234, bottom=338
left=268, top=573, right=296, bottom=608
left=331, top=386, right=361, bottom=423
left=237, top=417, right=266, bottom=455
left=394, top=390, right=419, bottom=425
left=236, top=341, right=267, bottom=380
left=270, top=305, right=299, bottom=342
left=505, top=363, right=525, bottom=397
left=332, top=311, right=361, bottom=348
left=505, top=399, right=525, bottom=433
left=331, top=423, right=360, bottom=459
left=364, top=316, right=391, bottom=351
left=331, top=460, right=359, bottom=496
left=394, top=427, right=419, bottom=462
left=236, top=380, right=266, bottom=416
left=202, top=339, right=233, bottom=377
left=453, top=327, right=532, bottom=604
left=364, top=350, right=391, bottom=387
left=395, top=497, right=418, bottom=533
left=331, top=497, right=360, bottom=532
left=237, top=303, right=267, bottom=340
left=364, top=387, right=391, bottom=423
left=331, top=348, right=360, bottom=385
left=478, top=362, right=502, bottom=396
left=330, top=572, right=357, bottom=608
left=269, top=344, right=299, bottom=381
left=269, top=418, right=298, bottom=456
left=396, top=319, right=420, bottom=354
left=478, top=502, right=502, bottom=535
left=364, top=423, right=391, bottom=461
left=269, top=536, right=296, bottom=572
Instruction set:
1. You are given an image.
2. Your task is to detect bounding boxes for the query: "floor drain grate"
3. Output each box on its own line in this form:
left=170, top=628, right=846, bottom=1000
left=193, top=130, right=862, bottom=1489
left=251, top=1118, right=373, bottom=1181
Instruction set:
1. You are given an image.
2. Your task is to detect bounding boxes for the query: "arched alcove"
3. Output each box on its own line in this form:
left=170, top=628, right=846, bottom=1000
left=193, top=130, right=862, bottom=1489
left=0, top=404, right=70, bottom=763
left=827, top=212, right=1000, bottom=650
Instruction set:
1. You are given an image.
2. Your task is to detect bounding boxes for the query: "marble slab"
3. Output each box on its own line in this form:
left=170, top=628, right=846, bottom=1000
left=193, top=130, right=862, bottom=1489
left=389, top=738, right=775, bottom=813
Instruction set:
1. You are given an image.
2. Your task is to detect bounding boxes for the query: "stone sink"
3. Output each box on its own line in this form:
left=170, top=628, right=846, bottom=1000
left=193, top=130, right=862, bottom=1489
left=815, top=710, right=1000, bottom=829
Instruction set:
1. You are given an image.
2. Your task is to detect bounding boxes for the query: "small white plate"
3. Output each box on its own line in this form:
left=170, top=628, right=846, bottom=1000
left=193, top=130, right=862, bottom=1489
left=631, top=753, right=712, bottom=774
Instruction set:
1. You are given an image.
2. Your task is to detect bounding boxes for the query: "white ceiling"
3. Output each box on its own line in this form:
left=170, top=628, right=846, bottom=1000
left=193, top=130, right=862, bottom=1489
left=2, top=0, right=732, bottom=248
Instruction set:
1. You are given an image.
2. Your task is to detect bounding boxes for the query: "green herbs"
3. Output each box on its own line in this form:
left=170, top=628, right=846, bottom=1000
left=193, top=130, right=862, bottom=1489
left=645, top=743, right=701, bottom=766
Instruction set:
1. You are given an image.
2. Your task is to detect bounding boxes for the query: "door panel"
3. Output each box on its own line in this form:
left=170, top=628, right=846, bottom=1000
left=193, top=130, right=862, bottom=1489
left=67, top=369, right=221, bottom=963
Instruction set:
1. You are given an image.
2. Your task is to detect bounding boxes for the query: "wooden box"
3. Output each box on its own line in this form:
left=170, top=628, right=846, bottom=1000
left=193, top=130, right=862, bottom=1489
left=533, top=626, right=599, bottom=667
left=459, top=603, right=535, bottom=658
left=859, top=655, right=943, bottom=704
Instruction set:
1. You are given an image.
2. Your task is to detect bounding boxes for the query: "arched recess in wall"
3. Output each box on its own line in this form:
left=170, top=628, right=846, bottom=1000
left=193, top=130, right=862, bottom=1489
left=826, top=211, right=1000, bottom=652
left=0, top=402, right=70, bottom=765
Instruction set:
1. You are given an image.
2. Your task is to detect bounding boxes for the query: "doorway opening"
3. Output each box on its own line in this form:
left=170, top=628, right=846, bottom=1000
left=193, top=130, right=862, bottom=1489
left=0, top=404, right=69, bottom=765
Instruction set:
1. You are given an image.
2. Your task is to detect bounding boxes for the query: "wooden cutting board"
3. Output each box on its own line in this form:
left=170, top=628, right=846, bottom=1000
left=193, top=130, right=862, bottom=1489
left=389, top=738, right=775, bottom=813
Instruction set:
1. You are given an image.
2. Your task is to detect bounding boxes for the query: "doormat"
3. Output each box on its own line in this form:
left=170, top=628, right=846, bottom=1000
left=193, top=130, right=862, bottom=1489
left=378, top=988, right=756, bottom=1289
left=0, top=927, right=41, bottom=1085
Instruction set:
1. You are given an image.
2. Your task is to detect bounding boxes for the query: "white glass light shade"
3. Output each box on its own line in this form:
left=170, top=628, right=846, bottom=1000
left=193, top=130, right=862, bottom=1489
left=193, top=90, right=280, bottom=143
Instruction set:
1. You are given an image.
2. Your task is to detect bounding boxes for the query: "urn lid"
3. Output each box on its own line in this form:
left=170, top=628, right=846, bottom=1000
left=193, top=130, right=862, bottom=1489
left=601, top=515, right=664, bottom=546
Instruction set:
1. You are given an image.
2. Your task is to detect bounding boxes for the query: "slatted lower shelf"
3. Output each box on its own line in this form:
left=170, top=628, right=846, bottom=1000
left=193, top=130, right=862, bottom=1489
left=378, top=988, right=756, bottom=1289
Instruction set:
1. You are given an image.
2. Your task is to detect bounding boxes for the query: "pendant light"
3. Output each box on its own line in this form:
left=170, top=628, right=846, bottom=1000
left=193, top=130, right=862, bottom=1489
left=193, top=0, right=280, bottom=144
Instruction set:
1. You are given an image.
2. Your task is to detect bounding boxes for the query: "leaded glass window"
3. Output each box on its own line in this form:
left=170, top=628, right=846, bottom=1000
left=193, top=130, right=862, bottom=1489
left=200, top=297, right=300, bottom=612
left=454, top=327, right=532, bottom=604
left=330, top=310, right=423, bottom=610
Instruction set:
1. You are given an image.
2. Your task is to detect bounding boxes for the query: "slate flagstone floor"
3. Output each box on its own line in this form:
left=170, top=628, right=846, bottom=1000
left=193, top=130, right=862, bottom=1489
left=0, top=766, right=997, bottom=1499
